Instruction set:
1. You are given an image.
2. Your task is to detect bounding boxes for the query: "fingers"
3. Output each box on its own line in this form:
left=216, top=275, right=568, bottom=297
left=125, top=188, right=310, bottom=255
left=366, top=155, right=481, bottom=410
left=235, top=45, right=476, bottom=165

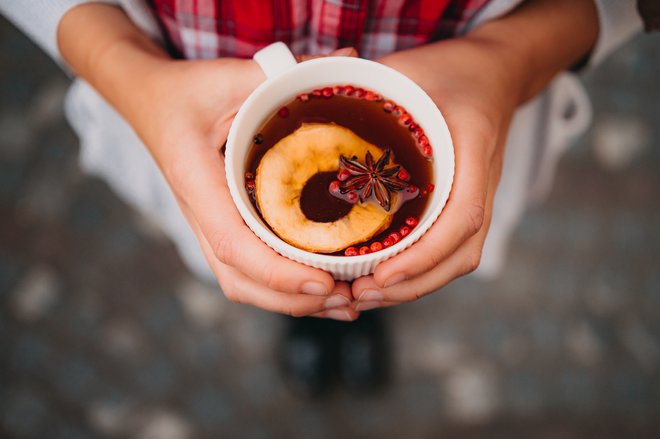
left=170, top=142, right=335, bottom=296
left=352, top=155, right=501, bottom=308
left=215, top=262, right=352, bottom=318
left=187, top=207, right=354, bottom=318
left=353, top=296, right=399, bottom=313
left=310, top=282, right=360, bottom=321
left=330, top=47, right=358, bottom=57
left=372, top=121, right=494, bottom=289
left=296, top=46, right=358, bottom=62
left=352, top=231, right=483, bottom=305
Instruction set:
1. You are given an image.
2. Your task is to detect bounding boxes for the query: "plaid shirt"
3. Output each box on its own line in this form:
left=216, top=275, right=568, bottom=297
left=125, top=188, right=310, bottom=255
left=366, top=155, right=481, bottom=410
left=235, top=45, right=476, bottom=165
left=149, top=0, right=491, bottom=60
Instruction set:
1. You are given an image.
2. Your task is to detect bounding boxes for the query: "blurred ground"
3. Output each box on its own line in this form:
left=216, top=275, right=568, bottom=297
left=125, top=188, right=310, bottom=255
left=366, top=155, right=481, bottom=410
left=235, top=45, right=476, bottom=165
left=1, top=15, right=659, bottom=439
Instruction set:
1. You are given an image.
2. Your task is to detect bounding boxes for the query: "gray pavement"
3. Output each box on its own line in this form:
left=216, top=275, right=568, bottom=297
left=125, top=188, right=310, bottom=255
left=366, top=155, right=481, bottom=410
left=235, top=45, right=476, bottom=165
left=1, top=15, right=659, bottom=439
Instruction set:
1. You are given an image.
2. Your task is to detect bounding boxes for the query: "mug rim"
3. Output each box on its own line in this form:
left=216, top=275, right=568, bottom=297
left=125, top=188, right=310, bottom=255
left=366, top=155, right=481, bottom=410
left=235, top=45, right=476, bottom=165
left=226, top=55, right=454, bottom=268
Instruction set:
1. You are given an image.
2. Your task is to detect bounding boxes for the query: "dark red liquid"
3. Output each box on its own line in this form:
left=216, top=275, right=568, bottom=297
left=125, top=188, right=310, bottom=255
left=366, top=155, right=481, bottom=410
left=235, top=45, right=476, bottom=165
left=300, top=171, right=353, bottom=223
left=246, top=91, right=433, bottom=254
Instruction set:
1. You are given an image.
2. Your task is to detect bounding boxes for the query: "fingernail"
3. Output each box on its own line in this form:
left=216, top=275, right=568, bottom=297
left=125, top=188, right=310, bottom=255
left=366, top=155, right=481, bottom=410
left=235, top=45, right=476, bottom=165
left=302, top=281, right=328, bottom=296
left=324, top=295, right=350, bottom=309
left=358, top=289, right=384, bottom=302
left=384, top=273, right=407, bottom=288
left=333, top=47, right=356, bottom=56
left=356, top=301, right=380, bottom=312
left=325, top=309, right=353, bottom=321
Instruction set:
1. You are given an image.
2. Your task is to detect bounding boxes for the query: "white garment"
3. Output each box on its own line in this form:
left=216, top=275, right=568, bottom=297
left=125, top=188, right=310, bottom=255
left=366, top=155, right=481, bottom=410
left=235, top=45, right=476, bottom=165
left=0, top=0, right=643, bottom=281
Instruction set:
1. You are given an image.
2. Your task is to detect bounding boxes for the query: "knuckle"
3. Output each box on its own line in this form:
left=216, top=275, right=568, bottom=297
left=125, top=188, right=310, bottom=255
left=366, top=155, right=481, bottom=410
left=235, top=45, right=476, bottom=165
left=414, top=237, right=445, bottom=270
left=217, top=271, right=244, bottom=304
left=260, top=263, right=278, bottom=290
left=465, top=202, right=486, bottom=236
left=211, top=230, right=234, bottom=265
left=280, top=305, right=298, bottom=318
left=427, top=248, right=445, bottom=268
left=462, top=249, right=483, bottom=275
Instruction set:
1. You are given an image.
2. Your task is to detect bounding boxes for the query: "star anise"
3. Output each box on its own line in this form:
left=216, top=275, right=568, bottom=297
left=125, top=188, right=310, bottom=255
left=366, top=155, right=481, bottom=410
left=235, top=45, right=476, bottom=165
left=338, top=149, right=409, bottom=211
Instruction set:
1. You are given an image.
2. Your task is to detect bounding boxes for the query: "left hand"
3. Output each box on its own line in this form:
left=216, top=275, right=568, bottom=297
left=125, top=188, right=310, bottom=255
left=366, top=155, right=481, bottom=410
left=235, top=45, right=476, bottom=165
left=349, top=0, right=599, bottom=311
left=350, top=37, right=522, bottom=311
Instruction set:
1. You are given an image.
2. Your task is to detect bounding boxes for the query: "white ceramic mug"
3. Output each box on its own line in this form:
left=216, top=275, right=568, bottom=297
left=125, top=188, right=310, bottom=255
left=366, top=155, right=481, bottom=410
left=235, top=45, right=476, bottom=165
left=226, top=42, right=454, bottom=281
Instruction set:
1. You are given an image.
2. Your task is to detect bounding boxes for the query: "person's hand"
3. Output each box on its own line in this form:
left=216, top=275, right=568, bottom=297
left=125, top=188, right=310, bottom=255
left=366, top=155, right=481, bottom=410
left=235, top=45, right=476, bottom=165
left=350, top=0, right=599, bottom=311
left=140, top=58, right=362, bottom=320
left=349, top=38, right=516, bottom=311
left=135, top=53, right=366, bottom=320
left=58, top=4, right=361, bottom=319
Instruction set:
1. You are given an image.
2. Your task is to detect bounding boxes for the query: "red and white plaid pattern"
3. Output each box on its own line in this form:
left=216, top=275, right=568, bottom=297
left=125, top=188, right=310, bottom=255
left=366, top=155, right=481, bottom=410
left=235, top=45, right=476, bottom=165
left=148, top=0, right=491, bottom=60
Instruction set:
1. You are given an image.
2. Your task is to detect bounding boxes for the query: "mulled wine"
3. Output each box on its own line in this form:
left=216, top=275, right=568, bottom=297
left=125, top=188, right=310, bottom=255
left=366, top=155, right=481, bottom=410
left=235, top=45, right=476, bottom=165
left=244, top=86, right=434, bottom=256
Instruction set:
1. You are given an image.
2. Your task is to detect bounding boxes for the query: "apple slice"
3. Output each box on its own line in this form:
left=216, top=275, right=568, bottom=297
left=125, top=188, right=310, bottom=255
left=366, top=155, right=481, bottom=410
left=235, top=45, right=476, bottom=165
left=255, top=123, right=392, bottom=253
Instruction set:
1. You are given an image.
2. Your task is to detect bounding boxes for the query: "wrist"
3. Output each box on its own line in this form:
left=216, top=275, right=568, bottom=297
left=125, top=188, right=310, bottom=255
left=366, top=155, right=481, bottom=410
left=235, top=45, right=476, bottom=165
left=459, top=32, right=530, bottom=108
left=58, top=4, right=171, bottom=123
left=92, top=35, right=172, bottom=123
left=464, top=25, right=548, bottom=107
left=465, top=0, right=598, bottom=104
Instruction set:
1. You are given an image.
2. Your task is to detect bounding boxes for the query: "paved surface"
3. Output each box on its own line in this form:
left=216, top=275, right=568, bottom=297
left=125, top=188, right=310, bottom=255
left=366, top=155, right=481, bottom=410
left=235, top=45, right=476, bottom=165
left=1, top=15, right=659, bottom=439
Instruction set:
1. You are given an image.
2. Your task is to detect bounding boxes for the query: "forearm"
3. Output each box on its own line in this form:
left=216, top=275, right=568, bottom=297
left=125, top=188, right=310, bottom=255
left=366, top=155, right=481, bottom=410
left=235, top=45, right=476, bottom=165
left=467, top=0, right=599, bottom=104
left=57, top=3, right=170, bottom=124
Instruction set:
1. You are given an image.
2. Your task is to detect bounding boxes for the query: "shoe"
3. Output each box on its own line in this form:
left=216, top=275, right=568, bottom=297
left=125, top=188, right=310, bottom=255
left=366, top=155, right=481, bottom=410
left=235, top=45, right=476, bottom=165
left=338, top=309, right=391, bottom=393
left=278, top=316, right=341, bottom=397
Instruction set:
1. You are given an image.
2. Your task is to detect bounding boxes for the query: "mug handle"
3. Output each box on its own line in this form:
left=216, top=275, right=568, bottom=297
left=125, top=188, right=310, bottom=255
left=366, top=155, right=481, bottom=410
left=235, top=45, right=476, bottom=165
left=253, top=42, right=298, bottom=79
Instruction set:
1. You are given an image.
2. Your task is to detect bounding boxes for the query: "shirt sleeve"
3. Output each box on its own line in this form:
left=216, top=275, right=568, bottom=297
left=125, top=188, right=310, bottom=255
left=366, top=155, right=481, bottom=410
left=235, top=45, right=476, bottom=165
left=588, top=0, right=643, bottom=68
left=0, top=0, right=119, bottom=66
